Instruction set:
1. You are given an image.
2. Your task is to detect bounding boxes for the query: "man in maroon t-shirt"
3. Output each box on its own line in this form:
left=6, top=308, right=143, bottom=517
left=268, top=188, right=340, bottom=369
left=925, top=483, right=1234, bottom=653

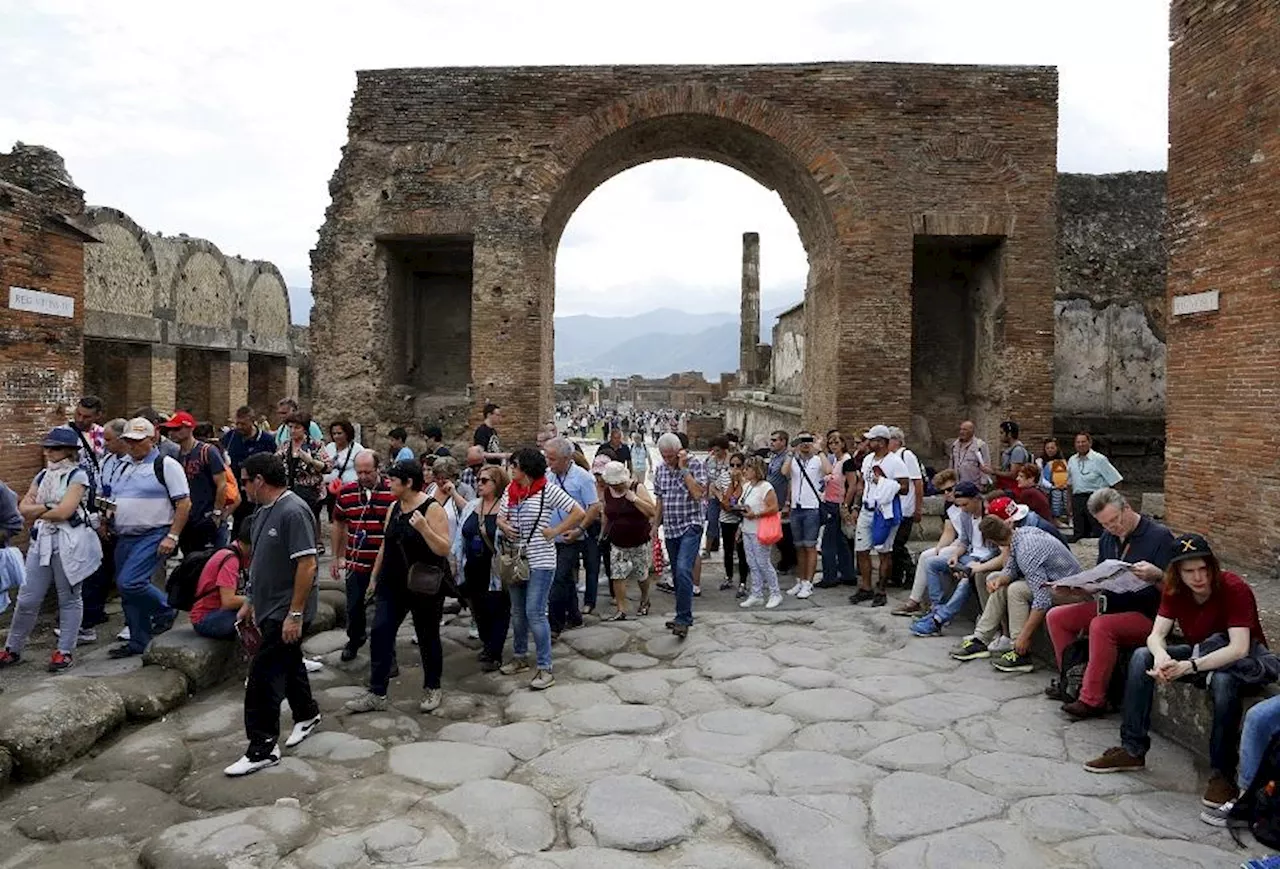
left=331, top=450, right=396, bottom=661
left=1084, top=533, right=1269, bottom=809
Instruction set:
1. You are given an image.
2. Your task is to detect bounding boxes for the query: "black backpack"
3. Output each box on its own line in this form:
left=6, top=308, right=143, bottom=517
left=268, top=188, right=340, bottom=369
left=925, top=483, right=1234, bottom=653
left=165, top=546, right=238, bottom=611
left=1050, top=637, right=1132, bottom=709
left=1229, top=732, right=1280, bottom=848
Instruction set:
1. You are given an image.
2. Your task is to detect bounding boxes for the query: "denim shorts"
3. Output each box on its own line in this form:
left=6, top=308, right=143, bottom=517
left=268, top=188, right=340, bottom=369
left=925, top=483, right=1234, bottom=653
left=791, top=507, right=821, bottom=547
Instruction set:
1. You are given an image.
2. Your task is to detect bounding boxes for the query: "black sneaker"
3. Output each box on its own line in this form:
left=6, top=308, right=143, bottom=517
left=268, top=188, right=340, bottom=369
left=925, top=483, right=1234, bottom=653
left=656, top=582, right=675, bottom=595
left=719, top=580, right=733, bottom=591
left=480, top=658, right=501, bottom=672
left=950, top=637, right=990, bottom=661
left=813, top=580, right=841, bottom=589
left=340, top=644, right=359, bottom=663
left=107, top=645, right=141, bottom=659
left=871, top=593, right=887, bottom=607
left=735, top=584, right=748, bottom=599
left=848, top=589, right=875, bottom=605
left=992, top=650, right=1035, bottom=673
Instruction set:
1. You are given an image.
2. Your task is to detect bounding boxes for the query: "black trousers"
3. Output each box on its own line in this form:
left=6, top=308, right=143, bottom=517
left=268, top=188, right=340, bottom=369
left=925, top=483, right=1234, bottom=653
left=178, top=518, right=218, bottom=556
left=776, top=519, right=797, bottom=572
left=1072, top=492, right=1102, bottom=540
left=344, top=568, right=374, bottom=648
left=370, top=587, right=444, bottom=695
left=720, top=521, right=748, bottom=582
left=230, top=498, right=256, bottom=538
left=81, top=534, right=115, bottom=628
left=464, top=560, right=511, bottom=662
left=889, top=517, right=916, bottom=586
left=244, top=619, right=319, bottom=758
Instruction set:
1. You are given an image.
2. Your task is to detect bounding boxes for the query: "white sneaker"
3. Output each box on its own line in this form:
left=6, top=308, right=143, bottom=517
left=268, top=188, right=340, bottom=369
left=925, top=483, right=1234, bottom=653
left=116, top=626, right=131, bottom=642
left=224, top=744, right=281, bottom=777
left=420, top=688, right=442, bottom=713
left=285, top=714, right=321, bottom=747
left=989, top=636, right=1014, bottom=654
left=303, top=658, right=324, bottom=673
left=786, top=583, right=802, bottom=596
left=467, top=622, right=480, bottom=640
left=766, top=593, right=784, bottom=609
left=740, top=594, right=764, bottom=608
left=53, top=628, right=98, bottom=643
left=795, top=582, right=814, bottom=600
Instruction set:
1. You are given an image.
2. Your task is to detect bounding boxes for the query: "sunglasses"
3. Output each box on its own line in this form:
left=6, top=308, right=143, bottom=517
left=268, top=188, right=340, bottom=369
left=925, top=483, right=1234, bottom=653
left=940, top=486, right=955, bottom=494
left=729, top=463, right=743, bottom=468
left=479, top=477, right=494, bottom=484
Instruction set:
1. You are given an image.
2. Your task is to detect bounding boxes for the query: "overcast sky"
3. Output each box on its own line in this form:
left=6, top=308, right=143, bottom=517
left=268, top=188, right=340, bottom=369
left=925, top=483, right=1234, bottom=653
left=1, top=1, right=1169, bottom=322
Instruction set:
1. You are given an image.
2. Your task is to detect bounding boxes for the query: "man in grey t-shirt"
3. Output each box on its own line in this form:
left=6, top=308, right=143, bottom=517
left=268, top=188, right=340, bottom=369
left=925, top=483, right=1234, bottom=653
left=224, top=453, right=322, bottom=777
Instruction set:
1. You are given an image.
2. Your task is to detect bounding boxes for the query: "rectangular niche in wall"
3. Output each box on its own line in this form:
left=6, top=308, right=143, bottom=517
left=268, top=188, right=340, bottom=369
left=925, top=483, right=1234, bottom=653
left=381, top=235, right=474, bottom=396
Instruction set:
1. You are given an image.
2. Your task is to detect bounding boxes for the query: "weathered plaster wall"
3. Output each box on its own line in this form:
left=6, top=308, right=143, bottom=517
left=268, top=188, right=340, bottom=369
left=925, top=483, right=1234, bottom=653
left=770, top=303, right=805, bottom=397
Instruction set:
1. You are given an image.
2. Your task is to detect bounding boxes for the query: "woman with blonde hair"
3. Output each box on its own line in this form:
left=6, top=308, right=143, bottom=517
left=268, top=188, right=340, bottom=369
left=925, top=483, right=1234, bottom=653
left=738, top=455, right=783, bottom=609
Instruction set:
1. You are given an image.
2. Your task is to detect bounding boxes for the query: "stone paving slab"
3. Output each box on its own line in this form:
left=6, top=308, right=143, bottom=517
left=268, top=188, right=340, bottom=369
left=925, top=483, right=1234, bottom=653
left=0, top=560, right=1271, bottom=867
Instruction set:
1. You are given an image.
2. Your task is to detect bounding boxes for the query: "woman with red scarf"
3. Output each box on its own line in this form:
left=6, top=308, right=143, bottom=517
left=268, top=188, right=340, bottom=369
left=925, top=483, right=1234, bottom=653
left=497, top=447, right=585, bottom=691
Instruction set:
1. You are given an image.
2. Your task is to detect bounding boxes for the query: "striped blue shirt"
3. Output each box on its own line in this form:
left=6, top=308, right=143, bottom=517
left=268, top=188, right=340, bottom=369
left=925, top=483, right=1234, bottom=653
left=111, top=449, right=191, bottom=535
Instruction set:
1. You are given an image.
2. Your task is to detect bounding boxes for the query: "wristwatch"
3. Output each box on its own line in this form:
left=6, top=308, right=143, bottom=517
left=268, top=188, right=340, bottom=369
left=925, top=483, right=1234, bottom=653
left=1190, top=658, right=1200, bottom=673
left=288, top=611, right=304, bottom=621
left=165, top=533, right=179, bottom=543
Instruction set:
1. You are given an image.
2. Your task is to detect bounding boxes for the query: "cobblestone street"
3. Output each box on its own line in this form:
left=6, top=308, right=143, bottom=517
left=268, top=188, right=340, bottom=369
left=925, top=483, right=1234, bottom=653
left=0, top=559, right=1267, bottom=868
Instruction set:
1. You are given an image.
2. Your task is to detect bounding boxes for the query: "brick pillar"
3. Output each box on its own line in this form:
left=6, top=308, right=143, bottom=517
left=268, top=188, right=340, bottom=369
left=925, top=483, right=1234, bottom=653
left=739, top=231, right=760, bottom=384
left=124, top=345, right=154, bottom=415
left=149, top=344, right=177, bottom=413
left=229, top=350, right=249, bottom=420
left=208, top=352, right=231, bottom=426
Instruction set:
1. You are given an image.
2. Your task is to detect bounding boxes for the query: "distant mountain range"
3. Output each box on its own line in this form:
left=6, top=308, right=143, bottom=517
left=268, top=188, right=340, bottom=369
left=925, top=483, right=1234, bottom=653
left=554, top=304, right=794, bottom=380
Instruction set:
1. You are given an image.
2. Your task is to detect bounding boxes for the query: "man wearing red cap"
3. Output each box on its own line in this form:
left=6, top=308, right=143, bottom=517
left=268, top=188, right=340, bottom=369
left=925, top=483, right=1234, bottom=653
left=162, top=411, right=228, bottom=554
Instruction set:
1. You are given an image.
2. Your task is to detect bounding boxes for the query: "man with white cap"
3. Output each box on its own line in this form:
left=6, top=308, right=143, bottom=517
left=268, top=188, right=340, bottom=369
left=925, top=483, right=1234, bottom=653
left=106, top=417, right=190, bottom=658
left=849, top=425, right=909, bottom=608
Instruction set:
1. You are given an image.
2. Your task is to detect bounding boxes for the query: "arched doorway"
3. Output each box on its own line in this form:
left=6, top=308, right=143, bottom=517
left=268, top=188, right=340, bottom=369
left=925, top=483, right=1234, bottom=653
left=311, top=64, right=1057, bottom=455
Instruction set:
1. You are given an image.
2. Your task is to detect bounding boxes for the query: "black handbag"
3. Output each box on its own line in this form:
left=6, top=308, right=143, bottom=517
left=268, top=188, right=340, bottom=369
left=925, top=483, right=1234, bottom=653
left=397, top=502, right=452, bottom=596
left=1096, top=584, right=1160, bottom=617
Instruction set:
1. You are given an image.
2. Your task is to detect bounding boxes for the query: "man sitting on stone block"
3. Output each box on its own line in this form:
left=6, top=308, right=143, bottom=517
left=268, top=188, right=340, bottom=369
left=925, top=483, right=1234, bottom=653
left=951, top=514, right=1081, bottom=673
left=909, top=481, right=1005, bottom=638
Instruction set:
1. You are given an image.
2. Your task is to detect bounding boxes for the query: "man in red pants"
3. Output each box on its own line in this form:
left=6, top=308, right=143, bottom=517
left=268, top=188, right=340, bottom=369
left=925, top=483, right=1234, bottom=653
left=1045, top=488, right=1175, bottom=718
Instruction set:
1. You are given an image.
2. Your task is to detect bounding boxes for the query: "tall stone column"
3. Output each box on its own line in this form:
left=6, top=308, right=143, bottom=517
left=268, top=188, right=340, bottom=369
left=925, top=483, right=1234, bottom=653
left=739, top=232, right=760, bottom=385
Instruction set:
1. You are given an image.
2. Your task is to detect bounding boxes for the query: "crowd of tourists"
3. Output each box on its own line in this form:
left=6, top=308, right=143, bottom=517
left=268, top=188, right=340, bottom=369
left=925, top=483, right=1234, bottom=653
left=1, top=397, right=1278, bottom=836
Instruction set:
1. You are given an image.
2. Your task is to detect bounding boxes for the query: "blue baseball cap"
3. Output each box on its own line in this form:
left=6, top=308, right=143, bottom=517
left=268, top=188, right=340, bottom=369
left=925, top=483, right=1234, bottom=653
left=41, top=427, right=81, bottom=449
left=953, top=481, right=981, bottom=499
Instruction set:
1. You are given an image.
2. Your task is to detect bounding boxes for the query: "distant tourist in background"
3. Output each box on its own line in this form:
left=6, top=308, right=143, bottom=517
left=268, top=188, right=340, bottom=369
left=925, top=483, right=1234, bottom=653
left=714, top=451, right=749, bottom=596
left=1067, top=432, right=1123, bottom=541
left=599, top=461, right=657, bottom=621
left=766, top=431, right=796, bottom=574
left=814, top=430, right=854, bottom=589
left=1038, top=438, right=1071, bottom=524
left=222, top=406, right=277, bottom=535
left=474, top=403, right=507, bottom=465
left=278, top=413, right=331, bottom=553
left=630, top=431, right=649, bottom=483
left=322, top=419, right=362, bottom=522
left=738, top=455, right=784, bottom=609
left=887, top=427, right=925, bottom=588
left=949, top=420, right=990, bottom=488
left=162, top=410, right=228, bottom=554
left=273, top=397, right=323, bottom=446
left=454, top=465, right=511, bottom=670
left=388, top=427, right=414, bottom=465
left=331, top=450, right=394, bottom=662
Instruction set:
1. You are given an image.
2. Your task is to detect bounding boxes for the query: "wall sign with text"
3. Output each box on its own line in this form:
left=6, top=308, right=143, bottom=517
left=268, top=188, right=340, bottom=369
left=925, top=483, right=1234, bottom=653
left=8, top=286, right=75, bottom=319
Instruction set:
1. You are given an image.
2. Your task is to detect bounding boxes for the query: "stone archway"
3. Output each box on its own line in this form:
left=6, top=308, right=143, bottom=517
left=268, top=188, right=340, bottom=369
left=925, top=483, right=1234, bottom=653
left=312, top=63, right=1058, bottom=451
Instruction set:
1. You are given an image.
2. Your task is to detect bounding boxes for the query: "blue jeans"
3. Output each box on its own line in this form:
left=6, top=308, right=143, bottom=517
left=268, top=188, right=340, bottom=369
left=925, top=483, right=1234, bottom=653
left=790, top=507, right=820, bottom=547
left=509, top=567, right=554, bottom=670
left=114, top=529, right=176, bottom=653
left=193, top=607, right=238, bottom=640
left=705, top=501, right=722, bottom=544
left=665, top=525, right=702, bottom=627
left=1239, top=695, right=1280, bottom=791
left=926, top=553, right=979, bottom=624
left=819, top=502, right=854, bottom=583
left=1121, top=645, right=1244, bottom=776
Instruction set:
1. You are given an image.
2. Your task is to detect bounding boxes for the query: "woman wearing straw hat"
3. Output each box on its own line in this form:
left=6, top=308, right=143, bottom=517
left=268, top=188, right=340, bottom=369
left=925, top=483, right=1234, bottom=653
left=599, top=460, right=657, bottom=621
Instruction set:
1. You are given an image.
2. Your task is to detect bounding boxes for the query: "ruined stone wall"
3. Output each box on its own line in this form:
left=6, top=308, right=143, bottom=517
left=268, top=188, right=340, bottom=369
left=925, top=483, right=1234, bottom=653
left=770, top=303, right=805, bottom=397
left=313, top=63, right=1058, bottom=451
left=1166, top=0, right=1280, bottom=579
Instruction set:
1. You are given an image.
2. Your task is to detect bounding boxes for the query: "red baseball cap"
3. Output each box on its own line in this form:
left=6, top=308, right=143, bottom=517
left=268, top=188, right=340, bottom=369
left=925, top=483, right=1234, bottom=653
left=161, top=410, right=197, bottom=430
left=988, top=496, right=1030, bottom=522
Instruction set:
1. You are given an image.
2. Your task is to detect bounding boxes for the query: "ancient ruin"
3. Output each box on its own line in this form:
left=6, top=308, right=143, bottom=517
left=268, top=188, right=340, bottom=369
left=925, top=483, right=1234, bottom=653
left=312, top=62, right=1059, bottom=449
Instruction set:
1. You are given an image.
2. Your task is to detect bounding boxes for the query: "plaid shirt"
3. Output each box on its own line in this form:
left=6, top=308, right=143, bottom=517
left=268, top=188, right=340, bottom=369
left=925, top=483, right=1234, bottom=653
left=1005, top=526, right=1082, bottom=611
left=653, top=457, right=708, bottom=538
left=460, top=465, right=481, bottom=495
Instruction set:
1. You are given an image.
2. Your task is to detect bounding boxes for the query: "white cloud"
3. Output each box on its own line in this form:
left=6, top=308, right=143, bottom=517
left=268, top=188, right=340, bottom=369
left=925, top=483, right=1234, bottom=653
left=0, top=0, right=1170, bottom=322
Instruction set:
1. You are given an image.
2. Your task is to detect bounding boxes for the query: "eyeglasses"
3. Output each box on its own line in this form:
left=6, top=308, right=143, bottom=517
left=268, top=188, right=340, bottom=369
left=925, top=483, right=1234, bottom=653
left=729, top=463, right=743, bottom=468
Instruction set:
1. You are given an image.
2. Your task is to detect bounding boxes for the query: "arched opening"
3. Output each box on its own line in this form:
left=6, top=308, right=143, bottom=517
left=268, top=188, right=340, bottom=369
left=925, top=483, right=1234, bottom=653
left=552, top=157, right=808, bottom=402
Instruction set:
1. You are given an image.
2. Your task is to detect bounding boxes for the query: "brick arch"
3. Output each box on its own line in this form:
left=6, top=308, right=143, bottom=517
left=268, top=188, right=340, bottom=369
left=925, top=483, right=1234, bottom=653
left=80, top=207, right=160, bottom=316
left=539, top=84, right=859, bottom=251
left=171, top=241, right=236, bottom=328
left=242, top=264, right=292, bottom=339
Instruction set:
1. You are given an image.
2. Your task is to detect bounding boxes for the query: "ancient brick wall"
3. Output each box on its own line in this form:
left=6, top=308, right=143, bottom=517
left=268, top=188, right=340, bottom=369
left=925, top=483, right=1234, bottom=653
left=0, top=182, right=88, bottom=491
left=1166, top=0, right=1280, bottom=578
left=313, top=63, right=1058, bottom=452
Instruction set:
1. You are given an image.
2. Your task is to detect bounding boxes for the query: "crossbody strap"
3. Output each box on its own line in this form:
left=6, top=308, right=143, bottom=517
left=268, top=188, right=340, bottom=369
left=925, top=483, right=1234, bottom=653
left=794, top=458, right=822, bottom=502
left=521, top=489, right=546, bottom=548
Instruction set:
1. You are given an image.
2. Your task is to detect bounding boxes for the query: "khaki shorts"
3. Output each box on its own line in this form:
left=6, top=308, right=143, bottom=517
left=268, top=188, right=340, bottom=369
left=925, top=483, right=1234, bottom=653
left=854, top=507, right=898, bottom=554
left=610, top=542, right=652, bottom=582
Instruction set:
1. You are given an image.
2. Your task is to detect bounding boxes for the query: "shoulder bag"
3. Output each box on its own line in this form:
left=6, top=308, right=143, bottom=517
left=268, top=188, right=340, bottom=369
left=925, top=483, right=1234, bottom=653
left=327, top=445, right=354, bottom=497
left=745, top=484, right=783, bottom=545
left=496, top=489, right=545, bottom=587
left=399, top=501, right=452, bottom=596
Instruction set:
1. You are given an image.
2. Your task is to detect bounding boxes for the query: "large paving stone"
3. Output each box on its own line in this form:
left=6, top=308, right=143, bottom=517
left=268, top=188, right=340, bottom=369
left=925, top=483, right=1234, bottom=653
left=143, top=627, right=238, bottom=690
left=177, top=699, right=241, bottom=740
left=674, top=709, right=797, bottom=765
left=843, top=674, right=932, bottom=705
left=316, top=589, right=348, bottom=625
left=139, top=804, right=315, bottom=869
left=290, top=730, right=384, bottom=763
left=950, top=751, right=1149, bottom=799
left=1115, top=790, right=1223, bottom=841
left=778, top=666, right=838, bottom=688
left=923, top=671, right=1046, bottom=702
left=0, top=677, right=126, bottom=779
left=177, top=757, right=329, bottom=809
left=793, top=720, right=917, bottom=756
left=766, top=688, right=875, bottom=723
left=505, top=691, right=556, bottom=722
left=306, top=600, right=338, bottom=635
left=388, top=740, right=514, bottom=788
left=560, top=626, right=631, bottom=657
left=878, top=692, right=998, bottom=727
left=579, top=774, right=698, bottom=852
left=301, top=628, right=349, bottom=657
left=559, top=704, right=669, bottom=736
left=430, top=778, right=554, bottom=857
left=1057, top=834, right=1248, bottom=868
left=523, top=735, right=662, bottom=800
left=99, top=667, right=190, bottom=720
left=608, top=652, right=659, bottom=670
left=861, top=730, right=972, bottom=773
left=698, top=650, right=778, bottom=681
left=1009, top=794, right=1136, bottom=843
left=665, top=842, right=779, bottom=869
left=563, top=658, right=621, bottom=682
left=756, top=750, right=881, bottom=796
left=730, top=793, right=872, bottom=869
left=17, top=779, right=195, bottom=842
left=870, top=772, right=1005, bottom=840
left=1, top=837, right=140, bottom=868
left=952, top=716, right=1067, bottom=760
left=485, top=721, right=553, bottom=761
left=0, top=746, right=10, bottom=789
left=719, top=675, right=796, bottom=706
left=75, top=722, right=192, bottom=792
left=650, top=757, right=772, bottom=801
left=834, top=657, right=933, bottom=678
left=609, top=671, right=671, bottom=704
left=669, top=679, right=732, bottom=716
left=507, top=847, right=650, bottom=869
left=540, top=681, right=619, bottom=712
left=876, top=820, right=1052, bottom=868
left=309, top=774, right=423, bottom=828
left=766, top=645, right=830, bottom=669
